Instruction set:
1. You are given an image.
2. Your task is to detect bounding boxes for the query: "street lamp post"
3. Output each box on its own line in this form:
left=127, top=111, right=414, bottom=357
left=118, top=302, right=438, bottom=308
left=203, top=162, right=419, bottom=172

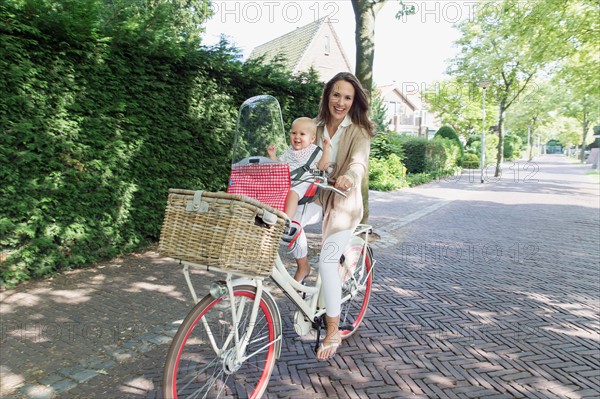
left=594, top=133, right=600, bottom=170
left=527, top=124, right=532, bottom=161
left=478, top=81, right=491, bottom=183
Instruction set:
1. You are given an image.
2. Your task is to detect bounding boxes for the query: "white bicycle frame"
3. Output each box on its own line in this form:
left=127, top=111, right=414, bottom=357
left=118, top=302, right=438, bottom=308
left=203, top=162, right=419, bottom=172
left=176, top=172, right=374, bottom=372
left=271, top=223, right=373, bottom=321
left=179, top=222, right=374, bottom=362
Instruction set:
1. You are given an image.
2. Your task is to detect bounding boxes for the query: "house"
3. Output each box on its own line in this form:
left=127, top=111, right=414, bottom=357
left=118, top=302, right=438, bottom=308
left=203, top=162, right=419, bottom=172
left=248, top=18, right=352, bottom=82
left=377, top=83, right=440, bottom=138
left=249, top=20, right=438, bottom=137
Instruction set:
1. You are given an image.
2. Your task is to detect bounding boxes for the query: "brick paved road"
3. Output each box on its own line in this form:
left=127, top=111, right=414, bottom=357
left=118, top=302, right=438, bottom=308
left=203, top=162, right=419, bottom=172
left=1, top=155, right=599, bottom=398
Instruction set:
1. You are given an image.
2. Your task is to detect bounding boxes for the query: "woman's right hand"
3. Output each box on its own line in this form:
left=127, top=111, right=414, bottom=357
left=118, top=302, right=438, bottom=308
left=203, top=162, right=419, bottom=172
left=334, top=174, right=354, bottom=192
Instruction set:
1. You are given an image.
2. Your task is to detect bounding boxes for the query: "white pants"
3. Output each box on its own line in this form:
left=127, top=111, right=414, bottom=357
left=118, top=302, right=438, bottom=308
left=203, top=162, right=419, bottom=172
left=291, top=203, right=352, bottom=317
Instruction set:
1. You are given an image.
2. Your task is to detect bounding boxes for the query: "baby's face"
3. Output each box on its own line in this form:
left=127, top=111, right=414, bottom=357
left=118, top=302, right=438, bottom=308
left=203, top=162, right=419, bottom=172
left=289, top=120, right=316, bottom=150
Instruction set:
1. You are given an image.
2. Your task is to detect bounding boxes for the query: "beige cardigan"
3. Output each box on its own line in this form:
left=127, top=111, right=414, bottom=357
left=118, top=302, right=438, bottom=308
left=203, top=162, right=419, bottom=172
left=316, top=123, right=371, bottom=239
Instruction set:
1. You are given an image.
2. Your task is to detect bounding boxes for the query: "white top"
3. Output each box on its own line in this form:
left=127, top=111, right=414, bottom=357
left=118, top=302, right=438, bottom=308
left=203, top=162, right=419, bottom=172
left=280, top=143, right=322, bottom=179
left=322, top=115, right=352, bottom=164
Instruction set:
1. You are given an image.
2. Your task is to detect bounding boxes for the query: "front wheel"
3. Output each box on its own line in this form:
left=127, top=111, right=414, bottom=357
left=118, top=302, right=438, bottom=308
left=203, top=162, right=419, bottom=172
left=163, top=285, right=281, bottom=399
left=338, top=237, right=374, bottom=339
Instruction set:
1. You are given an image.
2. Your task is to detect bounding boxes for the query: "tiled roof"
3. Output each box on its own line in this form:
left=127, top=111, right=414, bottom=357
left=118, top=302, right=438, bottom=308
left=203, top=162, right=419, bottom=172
left=378, top=83, right=420, bottom=110
left=248, top=18, right=325, bottom=72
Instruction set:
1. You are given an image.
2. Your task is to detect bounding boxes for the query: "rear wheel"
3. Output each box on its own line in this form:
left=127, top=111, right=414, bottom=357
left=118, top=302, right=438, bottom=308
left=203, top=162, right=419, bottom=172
left=338, top=236, right=374, bottom=339
left=163, top=285, right=281, bottom=399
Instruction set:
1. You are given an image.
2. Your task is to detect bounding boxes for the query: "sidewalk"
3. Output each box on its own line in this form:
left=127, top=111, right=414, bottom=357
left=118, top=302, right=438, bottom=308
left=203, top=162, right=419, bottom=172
left=1, top=154, right=599, bottom=399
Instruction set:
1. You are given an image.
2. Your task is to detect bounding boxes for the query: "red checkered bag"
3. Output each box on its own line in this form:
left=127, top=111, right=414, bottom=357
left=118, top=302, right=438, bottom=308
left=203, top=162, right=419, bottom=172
left=227, top=162, right=291, bottom=212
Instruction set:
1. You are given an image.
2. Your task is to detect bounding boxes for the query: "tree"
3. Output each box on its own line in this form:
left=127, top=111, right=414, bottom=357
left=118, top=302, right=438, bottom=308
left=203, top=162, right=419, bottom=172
left=448, top=0, right=592, bottom=176
left=370, top=85, right=389, bottom=134
left=560, top=91, right=599, bottom=162
left=545, top=116, right=583, bottom=155
left=449, top=1, right=550, bottom=176
left=423, top=80, right=496, bottom=138
left=350, top=0, right=414, bottom=223
left=351, top=0, right=385, bottom=101
left=351, top=0, right=415, bottom=101
left=504, top=80, right=556, bottom=160
left=552, top=48, right=600, bottom=162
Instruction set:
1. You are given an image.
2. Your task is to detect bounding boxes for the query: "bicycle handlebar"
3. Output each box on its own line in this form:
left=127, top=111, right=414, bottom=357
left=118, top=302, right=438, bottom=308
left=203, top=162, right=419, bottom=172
left=295, top=169, right=347, bottom=198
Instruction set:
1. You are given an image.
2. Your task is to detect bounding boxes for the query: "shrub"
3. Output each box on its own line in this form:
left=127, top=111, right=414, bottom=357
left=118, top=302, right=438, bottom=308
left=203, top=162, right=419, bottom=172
left=406, top=173, right=434, bottom=187
left=370, top=131, right=404, bottom=161
left=0, top=3, right=323, bottom=287
left=504, top=134, right=523, bottom=160
left=425, top=137, right=461, bottom=172
left=460, top=153, right=480, bottom=169
left=470, top=134, right=498, bottom=166
left=369, top=154, right=407, bottom=191
left=397, top=135, right=428, bottom=174
left=434, top=125, right=464, bottom=156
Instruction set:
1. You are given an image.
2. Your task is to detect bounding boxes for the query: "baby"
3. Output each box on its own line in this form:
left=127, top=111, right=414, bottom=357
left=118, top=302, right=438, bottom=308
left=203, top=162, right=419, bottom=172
left=268, top=117, right=330, bottom=220
left=268, top=117, right=330, bottom=282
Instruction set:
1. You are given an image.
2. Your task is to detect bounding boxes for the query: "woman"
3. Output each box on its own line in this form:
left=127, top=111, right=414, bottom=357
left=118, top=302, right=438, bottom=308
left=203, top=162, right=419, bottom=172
left=293, top=72, right=375, bottom=360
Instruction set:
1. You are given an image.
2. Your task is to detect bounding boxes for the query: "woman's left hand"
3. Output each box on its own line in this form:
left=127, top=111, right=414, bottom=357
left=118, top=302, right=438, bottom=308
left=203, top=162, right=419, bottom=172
left=335, top=175, right=354, bottom=192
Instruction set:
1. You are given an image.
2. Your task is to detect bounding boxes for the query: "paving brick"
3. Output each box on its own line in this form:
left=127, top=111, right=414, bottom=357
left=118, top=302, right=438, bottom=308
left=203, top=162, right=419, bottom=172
left=70, top=369, right=98, bottom=383
left=3, top=156, right=599, bottom=398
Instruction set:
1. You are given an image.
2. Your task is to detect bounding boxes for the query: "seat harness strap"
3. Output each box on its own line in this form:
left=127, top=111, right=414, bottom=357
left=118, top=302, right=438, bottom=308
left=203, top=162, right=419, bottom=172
left=290, top=146, right=322, bottom=182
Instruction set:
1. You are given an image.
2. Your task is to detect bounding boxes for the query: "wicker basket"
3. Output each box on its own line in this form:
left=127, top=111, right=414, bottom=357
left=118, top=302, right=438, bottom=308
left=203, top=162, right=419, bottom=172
left=158, top=189, right=288, bottom=277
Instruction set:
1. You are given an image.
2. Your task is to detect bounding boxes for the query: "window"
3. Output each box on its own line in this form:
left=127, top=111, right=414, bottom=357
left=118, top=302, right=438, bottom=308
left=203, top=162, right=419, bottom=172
left=324, top=35, right=330, bottom=55
left=388, top=102, right=395, bottom=114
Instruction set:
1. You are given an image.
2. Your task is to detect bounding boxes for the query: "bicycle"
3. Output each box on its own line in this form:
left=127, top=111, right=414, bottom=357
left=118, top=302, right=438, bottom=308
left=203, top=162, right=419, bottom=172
left=159, top=96, right=376, bottom=398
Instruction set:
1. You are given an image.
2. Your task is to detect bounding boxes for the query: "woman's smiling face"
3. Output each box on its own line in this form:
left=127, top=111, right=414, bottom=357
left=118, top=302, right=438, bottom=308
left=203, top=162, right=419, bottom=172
left=328, top=80, right=355, bottom=125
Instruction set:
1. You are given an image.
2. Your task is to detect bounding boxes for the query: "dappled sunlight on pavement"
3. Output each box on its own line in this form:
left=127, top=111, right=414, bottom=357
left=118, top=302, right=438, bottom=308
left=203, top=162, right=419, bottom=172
left=1, top=155, right=598, bottom=398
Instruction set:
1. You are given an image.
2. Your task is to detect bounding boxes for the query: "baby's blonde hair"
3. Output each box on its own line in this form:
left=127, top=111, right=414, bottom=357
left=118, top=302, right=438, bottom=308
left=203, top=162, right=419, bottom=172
left=292, top=117, right=317, bottom=136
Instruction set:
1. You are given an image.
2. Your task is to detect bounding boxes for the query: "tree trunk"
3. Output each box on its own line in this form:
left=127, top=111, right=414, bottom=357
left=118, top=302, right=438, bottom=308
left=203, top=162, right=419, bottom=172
left=580, top=111, right=589, bottom=163
left=495, top=104, right=506, bottom=177
left=528, top=128, right=534, bottom=161
left=351, top=0, right=384, bottom=224
left=352, top=0, right=382, bottom=102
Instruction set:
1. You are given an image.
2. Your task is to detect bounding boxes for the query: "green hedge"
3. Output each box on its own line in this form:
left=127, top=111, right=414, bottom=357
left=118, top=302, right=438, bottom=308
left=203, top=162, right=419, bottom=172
left=504, top=134, right=524, bottom=160
left=469, top=134, right=499, bottom=167
left=397, top=136, right=428, bottom=174
left=369, top=131, right=407, bottom=191
left=460, top=153, right=481, bottom=169
left=434, top=125, right=464, bottom=157
left=369, top=133, right=460, bottom=190
left=0, top=3, right=322, bottom=287
left=426, top=137, right=461, bottom=172
left=369, top=154, right=407, bottom=191
left=397, top=135, right=461, bottom=174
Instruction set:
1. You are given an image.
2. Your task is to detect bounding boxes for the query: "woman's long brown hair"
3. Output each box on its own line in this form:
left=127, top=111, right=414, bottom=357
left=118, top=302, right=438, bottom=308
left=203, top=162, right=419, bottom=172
left=316, top=72, right=375, bottom=137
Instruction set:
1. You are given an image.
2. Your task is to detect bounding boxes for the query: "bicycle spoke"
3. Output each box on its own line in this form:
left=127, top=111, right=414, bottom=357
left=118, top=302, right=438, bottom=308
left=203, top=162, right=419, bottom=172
left=163, top=286, right=281, bottom=398
left=338, top=238, right=374, bottom=338
left=242, top=335, right=282, bottom=362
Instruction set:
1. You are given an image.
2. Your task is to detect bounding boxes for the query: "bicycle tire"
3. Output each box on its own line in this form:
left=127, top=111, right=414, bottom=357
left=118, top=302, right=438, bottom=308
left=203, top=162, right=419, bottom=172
left=163, top=284, right=281, bottom=399
left=338, top=236, right=374, bottom=339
